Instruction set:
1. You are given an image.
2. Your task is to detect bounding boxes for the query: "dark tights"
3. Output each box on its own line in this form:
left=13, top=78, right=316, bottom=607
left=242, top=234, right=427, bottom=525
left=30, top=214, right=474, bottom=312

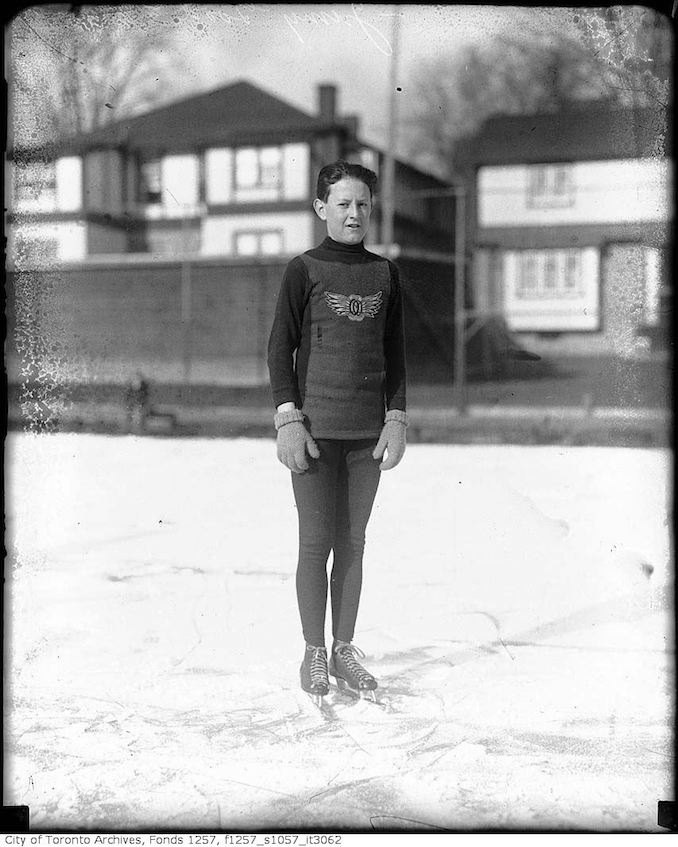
left=291, top=439, right=381, bottom=647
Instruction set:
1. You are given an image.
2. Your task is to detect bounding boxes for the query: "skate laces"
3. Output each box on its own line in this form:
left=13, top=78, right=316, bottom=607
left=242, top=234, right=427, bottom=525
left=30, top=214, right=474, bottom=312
left=306, top=645, right=329, bottom=686
left=334, top=642, right=374, bottom=685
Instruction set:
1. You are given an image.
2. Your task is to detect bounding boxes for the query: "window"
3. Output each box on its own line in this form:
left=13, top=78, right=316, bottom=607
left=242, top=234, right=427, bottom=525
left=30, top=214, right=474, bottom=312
left=12, top=232, right=58, bottom=265
left=526, top=164, right=574, bottom=208
left=564, top=252, right=579, bottom=292
left=205, top=148, right=233, bottom=204
left=236, top=149, right=259, bottom=190
left=140, top=155, right=201, bottom=216
left=359, top=148, right=379, bottom=172
left=13, top=161, right=57, bottom=212
left=235, top=147, right=282, bottom=201
left=282, top=142, right=310, bottom=200
left=521, top=252, right=538, bottom=296
left=235, top=232, right=258, bottom=256
left=234, top=230, right=283, bottom=256
left=141, top=160, right=162, bottom=204
left=260, top=231, right=283, bottom=254
left=517, top=250, right=583, bottom=299
left=543, top=253, right=558, bottom=292
left=162, top=155, right=200, bottom=212
left=644, top=247, right=667, bottom=327
left=55, top=157, right=83, bottom=211
left=259, top=148, right=281, bottom=188
left=505, top=247, right=599, bottom=331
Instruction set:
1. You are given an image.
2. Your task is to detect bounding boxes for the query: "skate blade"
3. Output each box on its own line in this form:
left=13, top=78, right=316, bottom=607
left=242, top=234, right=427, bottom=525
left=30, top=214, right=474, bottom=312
left=304, top=692, right=324, bottom=708
left=335, top=676, right=379, bottom=702
left=302, top=691, right=339, bottom=721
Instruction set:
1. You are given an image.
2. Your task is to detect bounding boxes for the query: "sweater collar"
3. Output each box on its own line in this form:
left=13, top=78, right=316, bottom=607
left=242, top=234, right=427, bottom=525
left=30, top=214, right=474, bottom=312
left=320, top=236, right=366, bottom=254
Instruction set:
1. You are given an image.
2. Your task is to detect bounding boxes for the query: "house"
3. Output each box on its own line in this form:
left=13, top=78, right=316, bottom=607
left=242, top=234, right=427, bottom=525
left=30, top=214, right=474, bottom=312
left=455, top=104, right=673, bottom=357
left=8, top=79, right=454, bottom=264
left=7, top=79, right=472, bottom=392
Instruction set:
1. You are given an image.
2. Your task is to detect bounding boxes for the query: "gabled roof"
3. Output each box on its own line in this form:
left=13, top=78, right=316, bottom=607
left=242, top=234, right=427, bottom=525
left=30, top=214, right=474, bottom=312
left=50, top=79, right=330, bottom=155
left=455, top=104, right=672, bottom=167
left=10, top=78, right=454, bottom=188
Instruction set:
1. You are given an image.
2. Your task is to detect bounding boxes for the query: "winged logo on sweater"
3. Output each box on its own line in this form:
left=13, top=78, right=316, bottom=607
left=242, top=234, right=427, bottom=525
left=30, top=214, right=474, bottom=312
left=324, top=290, right=383, bottom=322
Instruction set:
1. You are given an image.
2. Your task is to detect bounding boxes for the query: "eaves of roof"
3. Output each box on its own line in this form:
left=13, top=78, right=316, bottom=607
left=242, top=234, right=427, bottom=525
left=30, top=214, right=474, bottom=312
left=13, top=79, right=331, bottom=158
left=455, top=104, right=672, bottom=168
left=8, top=77, right=456, bottom=188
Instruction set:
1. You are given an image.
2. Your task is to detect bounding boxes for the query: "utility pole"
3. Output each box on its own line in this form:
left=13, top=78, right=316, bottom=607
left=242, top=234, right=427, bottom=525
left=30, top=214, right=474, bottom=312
left=453, top=188, right=467, bottom=414
left=381, top=5, right=401, bottom=257
left=380, top=3, right=469, bottom=413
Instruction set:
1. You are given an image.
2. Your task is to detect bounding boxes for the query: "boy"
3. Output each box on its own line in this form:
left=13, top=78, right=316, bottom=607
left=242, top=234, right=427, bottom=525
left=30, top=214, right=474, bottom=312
left=267, top=160, right=407, bottom=705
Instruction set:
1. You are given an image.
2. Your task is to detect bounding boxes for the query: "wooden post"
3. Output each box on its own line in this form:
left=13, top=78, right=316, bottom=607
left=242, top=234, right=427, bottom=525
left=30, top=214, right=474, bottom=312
left=454, top=187, right=467, bottom=414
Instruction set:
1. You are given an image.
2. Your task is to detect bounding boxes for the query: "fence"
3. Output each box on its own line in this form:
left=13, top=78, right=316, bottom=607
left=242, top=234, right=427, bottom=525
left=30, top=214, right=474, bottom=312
left=7, top=252, right=494, bottom=394
left=7, top=256, right=284, bottom=388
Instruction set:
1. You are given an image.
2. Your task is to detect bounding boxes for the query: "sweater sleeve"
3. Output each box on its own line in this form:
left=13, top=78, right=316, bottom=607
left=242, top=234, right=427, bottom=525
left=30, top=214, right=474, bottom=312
left=384, top=261, right=407, bottom=412
left=267, top=256, right=309, bottom=408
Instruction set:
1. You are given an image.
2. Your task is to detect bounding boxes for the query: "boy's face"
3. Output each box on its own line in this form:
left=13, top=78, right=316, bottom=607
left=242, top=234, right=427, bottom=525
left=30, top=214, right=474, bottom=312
left=313, top=177, right=372, bottom=245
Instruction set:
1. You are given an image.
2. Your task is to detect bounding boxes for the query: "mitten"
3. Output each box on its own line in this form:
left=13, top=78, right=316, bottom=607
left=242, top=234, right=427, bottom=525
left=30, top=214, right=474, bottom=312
left=372, top=409, right=408, bottom=470
left=274, top=409, right=320, bottom=473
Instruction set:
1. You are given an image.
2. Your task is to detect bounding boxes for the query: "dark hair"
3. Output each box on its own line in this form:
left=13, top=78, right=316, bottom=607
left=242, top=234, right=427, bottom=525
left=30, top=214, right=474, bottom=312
left=316, top=160, right=378, bottom=202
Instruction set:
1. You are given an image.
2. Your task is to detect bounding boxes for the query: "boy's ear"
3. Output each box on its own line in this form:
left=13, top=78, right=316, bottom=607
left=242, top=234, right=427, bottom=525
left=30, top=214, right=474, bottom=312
left=313, top=198, right=327, bottom=220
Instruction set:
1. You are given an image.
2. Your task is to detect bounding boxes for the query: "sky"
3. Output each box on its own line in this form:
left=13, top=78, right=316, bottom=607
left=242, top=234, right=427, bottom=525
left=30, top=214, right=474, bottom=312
left=7, top=4, right=586, bottom=156
left=167, top=4, right=581, bottom=149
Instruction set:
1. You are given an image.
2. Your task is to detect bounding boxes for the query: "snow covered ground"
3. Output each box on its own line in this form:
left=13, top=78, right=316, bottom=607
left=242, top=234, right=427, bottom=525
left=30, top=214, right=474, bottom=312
left=4, top=433, right=674, bottom=832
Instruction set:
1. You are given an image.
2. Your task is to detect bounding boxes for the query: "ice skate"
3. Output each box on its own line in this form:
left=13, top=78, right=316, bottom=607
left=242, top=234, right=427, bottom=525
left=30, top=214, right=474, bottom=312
left=329, top=641, right=378, bottom=701
left=300, top=644, right=330, bottom=707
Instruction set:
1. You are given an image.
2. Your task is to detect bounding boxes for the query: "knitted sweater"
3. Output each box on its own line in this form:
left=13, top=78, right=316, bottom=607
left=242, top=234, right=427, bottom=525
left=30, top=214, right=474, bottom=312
left=267, top=237, right=406, bottom=439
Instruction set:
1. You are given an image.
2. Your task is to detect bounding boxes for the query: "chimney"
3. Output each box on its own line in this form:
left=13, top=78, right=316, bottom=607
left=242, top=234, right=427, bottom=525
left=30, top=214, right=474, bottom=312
left=318, top=84, right=337, bottom=123
left=343, top=115, right=360, bottom=139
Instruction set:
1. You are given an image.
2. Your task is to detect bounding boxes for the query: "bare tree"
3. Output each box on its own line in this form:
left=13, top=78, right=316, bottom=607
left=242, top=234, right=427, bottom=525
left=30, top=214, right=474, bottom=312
left=573, top=7, right=672, bottom=111
left=8, top=5, right=189, bottom=148
left=403, top=9, right=672, bottom=179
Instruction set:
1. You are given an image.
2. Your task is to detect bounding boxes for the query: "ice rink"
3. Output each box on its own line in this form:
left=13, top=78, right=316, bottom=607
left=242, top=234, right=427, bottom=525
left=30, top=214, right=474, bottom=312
left=4, top=433, right=674, bottom=831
